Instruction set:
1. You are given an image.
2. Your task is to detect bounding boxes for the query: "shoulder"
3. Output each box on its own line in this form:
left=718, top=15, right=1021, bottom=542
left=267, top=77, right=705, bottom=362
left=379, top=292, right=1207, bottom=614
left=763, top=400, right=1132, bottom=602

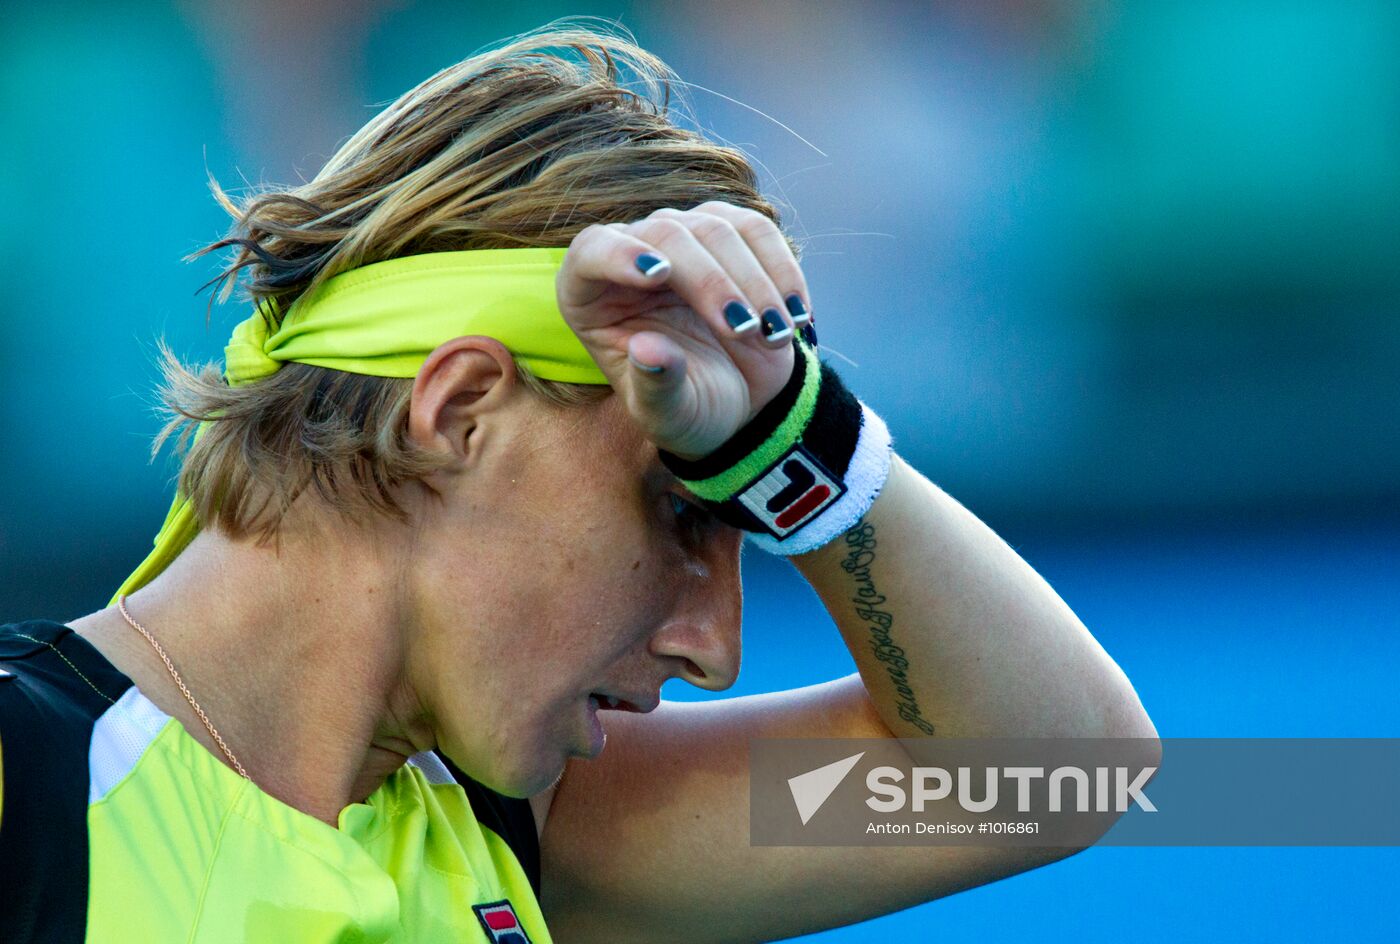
left=0, top=619, right=133, bottom=940
left=0, top=618, right=134, bottom=808
left=0, top=620, right=131, bottom=721
left=0, top=620, right=135, bottom=826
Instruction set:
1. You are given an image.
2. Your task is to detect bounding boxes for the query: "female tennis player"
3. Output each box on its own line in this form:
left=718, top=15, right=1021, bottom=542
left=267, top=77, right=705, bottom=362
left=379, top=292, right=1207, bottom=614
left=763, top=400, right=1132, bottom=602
left=0, top=23, right=1157, bottom=944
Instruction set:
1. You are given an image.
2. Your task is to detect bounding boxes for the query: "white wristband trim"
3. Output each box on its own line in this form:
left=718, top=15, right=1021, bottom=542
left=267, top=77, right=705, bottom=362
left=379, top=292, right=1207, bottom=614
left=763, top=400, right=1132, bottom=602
left=744, top=402, right=893, bottom=556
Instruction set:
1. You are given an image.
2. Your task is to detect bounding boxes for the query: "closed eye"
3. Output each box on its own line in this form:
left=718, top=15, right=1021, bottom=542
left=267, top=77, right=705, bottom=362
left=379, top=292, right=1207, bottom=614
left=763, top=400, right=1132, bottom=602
left=667, top=492, right=713, bottom=539
left=669, top=492, right=699, bottom=520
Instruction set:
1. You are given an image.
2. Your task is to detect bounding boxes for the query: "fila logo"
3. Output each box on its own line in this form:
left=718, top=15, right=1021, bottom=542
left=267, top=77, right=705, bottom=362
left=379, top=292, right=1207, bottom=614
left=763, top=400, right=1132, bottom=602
left=737, top=445, right=845, bottom=538
left=473, top=900, right=532, bottom=944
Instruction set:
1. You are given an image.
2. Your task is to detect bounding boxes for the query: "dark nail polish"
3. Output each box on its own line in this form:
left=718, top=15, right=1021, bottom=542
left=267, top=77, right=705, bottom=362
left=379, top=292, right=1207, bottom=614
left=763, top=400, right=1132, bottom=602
left=629, top=353, right=665, bottom=373
left=785, top=294, right=809, bottom=322
left=799, top=322, right=819, bottom=348
left=724, top=301, right=759, bottom=332
left=635, top=253, right=669, bottom=277
left=760, top=308, right=792, bottom=341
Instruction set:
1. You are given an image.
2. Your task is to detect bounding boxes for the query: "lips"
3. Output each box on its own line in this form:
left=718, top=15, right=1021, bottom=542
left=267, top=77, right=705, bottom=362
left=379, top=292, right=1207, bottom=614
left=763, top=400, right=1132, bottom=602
left=581, top=690, right=660, bottom=756
left=589, top=691, right=660, bottom=714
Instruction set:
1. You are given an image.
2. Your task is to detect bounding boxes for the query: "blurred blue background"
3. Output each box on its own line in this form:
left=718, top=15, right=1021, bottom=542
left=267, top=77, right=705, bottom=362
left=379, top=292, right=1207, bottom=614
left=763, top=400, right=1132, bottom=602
left=1, top=0, right=1396, bottom=939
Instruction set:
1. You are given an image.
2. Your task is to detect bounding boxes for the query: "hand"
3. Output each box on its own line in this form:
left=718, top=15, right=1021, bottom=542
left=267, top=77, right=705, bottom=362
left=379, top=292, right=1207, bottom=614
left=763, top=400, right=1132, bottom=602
left=555, top=202, right=813, bottom=460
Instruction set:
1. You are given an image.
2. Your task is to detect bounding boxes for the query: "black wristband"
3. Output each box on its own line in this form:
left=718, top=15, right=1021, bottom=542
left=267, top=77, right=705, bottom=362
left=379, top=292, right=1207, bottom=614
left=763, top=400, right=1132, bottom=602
left=658, top=337, right=892, bottom=553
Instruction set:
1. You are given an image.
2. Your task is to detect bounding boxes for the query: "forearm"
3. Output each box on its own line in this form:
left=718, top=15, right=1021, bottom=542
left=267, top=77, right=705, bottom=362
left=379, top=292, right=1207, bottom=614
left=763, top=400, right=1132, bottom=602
left=795, top=453, right=1156, bottom=742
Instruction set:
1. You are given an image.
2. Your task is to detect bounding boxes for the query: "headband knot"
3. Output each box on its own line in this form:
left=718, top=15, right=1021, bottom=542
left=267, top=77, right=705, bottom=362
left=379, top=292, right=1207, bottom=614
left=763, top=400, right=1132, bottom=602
left=223, top=301, right=283, bottom=387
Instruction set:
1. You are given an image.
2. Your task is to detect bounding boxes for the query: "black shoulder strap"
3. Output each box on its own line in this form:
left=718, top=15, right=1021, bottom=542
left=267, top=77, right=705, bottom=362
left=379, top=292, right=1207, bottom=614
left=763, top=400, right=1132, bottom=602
left=439, top=753, right=543, bottom=899
left=0, top=620, right=134, bottom=944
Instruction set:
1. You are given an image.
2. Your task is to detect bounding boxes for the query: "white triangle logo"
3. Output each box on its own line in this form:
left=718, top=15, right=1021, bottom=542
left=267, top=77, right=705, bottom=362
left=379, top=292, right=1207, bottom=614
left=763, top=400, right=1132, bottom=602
left=787, top=752, right=865, bottom=825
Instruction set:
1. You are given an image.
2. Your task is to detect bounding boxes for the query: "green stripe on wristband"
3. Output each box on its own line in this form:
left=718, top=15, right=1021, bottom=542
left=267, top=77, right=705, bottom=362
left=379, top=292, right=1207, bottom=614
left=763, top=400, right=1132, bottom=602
left=679, top=339, right=823, bottom=502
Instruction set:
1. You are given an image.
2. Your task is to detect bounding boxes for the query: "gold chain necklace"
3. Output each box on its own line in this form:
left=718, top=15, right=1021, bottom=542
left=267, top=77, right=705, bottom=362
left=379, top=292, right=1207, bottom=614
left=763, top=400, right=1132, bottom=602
left=117, top=595, right=251, bottom=781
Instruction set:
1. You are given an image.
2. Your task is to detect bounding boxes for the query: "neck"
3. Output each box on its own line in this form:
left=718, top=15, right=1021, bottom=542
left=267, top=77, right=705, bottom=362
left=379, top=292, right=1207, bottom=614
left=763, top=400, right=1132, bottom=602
left=71, top=510, right=432, bottom=826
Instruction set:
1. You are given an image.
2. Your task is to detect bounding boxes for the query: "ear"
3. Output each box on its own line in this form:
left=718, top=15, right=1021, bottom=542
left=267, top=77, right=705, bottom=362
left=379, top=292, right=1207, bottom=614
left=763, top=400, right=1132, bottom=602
left=407, top=336, right=519, bottom=476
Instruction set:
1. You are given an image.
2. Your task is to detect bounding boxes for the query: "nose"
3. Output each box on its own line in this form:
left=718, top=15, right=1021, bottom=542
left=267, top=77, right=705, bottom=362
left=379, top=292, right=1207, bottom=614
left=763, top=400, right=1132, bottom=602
left=648, top=526, right=744, bottom=691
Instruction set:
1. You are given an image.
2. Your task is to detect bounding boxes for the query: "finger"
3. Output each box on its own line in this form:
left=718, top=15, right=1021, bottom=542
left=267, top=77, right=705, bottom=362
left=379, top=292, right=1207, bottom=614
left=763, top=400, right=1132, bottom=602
left=625, top=330, right=689, bottom=423
left=627, top=328, right=687, bottom=374
left=555, top=223, right=674, bottom=319
left=614, top=217, right=777, bottom=362
left=647, top=207, right=793, bottom=349
left=691, top=201, right=813, bottom=328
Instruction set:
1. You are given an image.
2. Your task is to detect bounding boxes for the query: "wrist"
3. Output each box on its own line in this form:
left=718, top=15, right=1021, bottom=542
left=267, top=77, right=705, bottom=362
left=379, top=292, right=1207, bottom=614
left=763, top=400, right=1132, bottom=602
left=658, top=337, right=893, bottom=555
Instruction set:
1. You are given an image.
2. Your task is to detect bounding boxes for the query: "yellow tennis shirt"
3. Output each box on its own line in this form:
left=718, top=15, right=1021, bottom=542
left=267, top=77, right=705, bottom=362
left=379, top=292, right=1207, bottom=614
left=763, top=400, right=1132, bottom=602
left=0, top=620, right=551, bottom=943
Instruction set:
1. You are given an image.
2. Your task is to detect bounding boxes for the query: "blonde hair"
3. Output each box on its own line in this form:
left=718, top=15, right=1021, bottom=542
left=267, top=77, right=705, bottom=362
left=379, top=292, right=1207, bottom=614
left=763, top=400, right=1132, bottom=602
left=157, top=19, right=793, bottom=543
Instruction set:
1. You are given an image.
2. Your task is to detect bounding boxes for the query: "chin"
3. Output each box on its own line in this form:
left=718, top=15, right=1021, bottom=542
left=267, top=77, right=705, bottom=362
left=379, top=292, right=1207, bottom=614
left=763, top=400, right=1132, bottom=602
left=437, top=710, right=576, bottom=798
left=488, top=759, right=567, bottom=799
left=454, top=743, right=567, bottom=800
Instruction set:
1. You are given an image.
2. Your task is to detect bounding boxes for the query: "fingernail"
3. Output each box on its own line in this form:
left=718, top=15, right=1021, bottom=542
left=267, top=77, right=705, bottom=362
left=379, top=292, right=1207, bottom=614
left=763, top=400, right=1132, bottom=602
left=799, top=322, right=819, bottom=348
left=760, top=308, right=792, bottom=342
left=785, top=294, right=810, bottom=324
left=629, top=352, right=665, bottom=373
left=635, top=253, right=670, bottom=277
left=724, top=300, right=760, bottom=333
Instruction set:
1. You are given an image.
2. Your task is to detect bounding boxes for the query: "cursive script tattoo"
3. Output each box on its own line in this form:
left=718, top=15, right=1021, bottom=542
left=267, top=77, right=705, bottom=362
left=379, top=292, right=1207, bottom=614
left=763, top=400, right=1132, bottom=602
left=841, top=519, right=936, bottom=735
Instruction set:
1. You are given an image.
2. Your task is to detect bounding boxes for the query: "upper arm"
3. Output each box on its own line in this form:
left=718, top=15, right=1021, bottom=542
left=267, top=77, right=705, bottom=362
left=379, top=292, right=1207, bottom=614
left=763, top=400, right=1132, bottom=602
left=535, top=674, right=1077, bottom=944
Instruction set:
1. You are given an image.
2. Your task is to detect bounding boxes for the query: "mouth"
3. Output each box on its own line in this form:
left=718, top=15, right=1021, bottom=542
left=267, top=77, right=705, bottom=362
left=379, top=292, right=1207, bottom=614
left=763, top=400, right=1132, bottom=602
left=587, top=691, right=659, bottom=714
left=581, top=689, right=660, bottom=758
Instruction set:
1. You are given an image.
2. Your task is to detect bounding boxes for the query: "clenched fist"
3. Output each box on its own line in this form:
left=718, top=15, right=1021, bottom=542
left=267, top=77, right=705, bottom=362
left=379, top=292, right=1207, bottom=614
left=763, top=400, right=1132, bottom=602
left=555, top=202, right=813, bottom=460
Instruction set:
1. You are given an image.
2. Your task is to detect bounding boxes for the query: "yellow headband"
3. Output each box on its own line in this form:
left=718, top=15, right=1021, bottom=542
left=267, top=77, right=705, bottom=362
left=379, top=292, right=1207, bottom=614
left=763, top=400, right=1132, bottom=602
left=226, top=247, right=607, bottom=386
left=112, top=246, right=608, bottom=602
